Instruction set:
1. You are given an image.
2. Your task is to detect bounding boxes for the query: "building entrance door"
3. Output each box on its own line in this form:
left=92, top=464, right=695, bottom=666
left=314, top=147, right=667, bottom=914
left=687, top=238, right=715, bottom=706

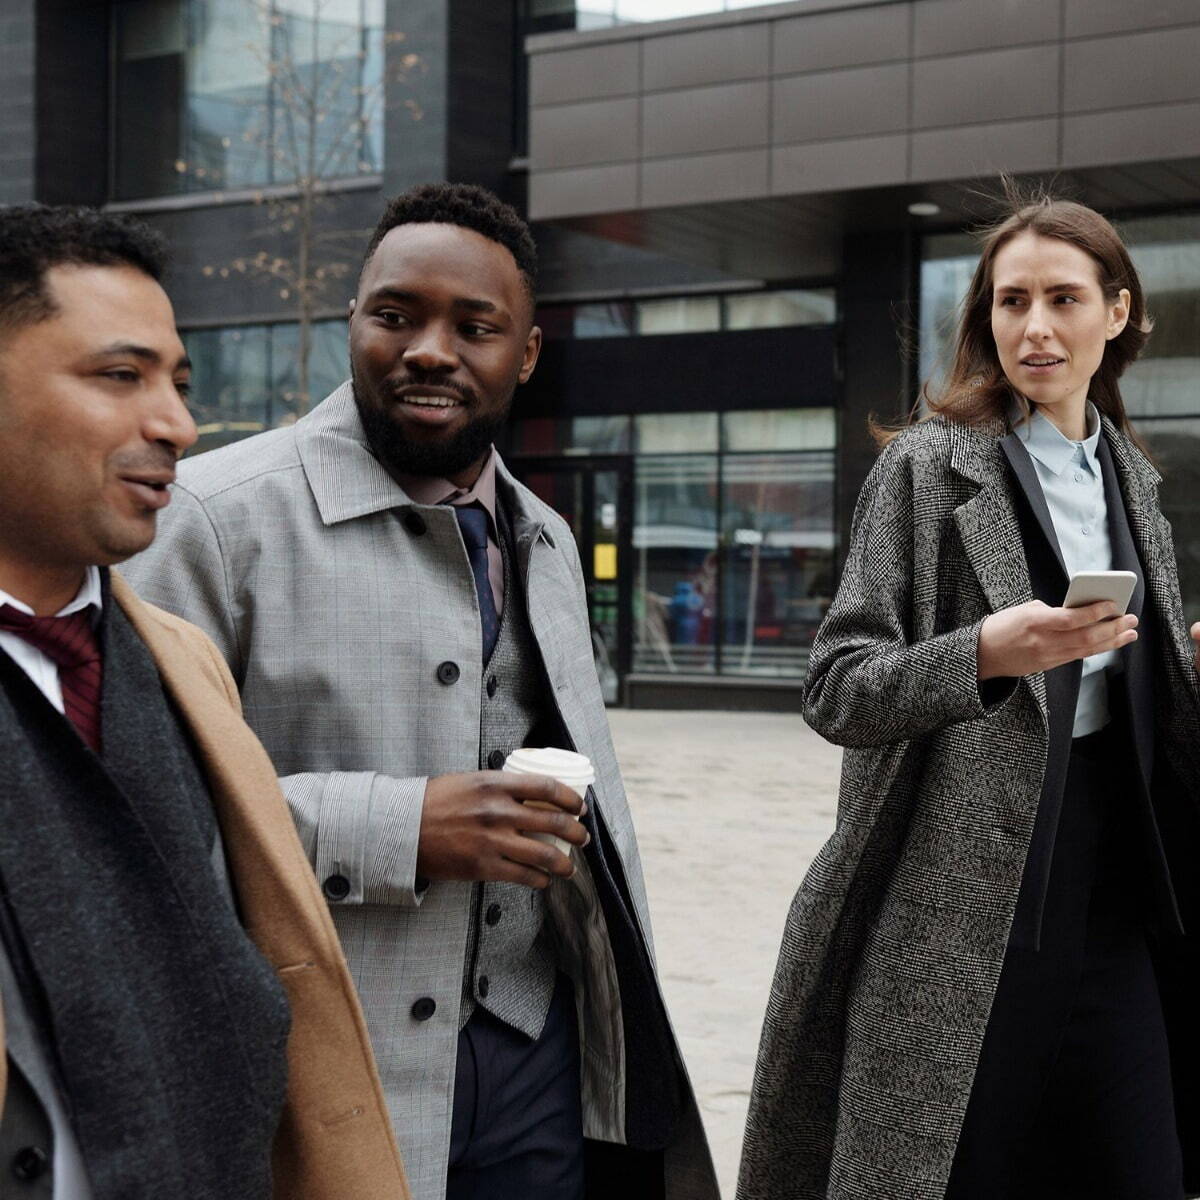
left=509, top=457, right=633, bottom=705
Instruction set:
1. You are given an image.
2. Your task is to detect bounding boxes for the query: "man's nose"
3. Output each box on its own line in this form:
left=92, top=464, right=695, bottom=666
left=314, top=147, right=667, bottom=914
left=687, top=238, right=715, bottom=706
left=143, top=381, right=198, bottom=455
left=403, top=323, right=459, bottom=372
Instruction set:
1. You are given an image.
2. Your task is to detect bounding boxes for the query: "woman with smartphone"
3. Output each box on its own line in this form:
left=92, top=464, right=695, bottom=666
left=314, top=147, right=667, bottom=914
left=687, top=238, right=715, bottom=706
left=738, top=193, right=1200, bottom=1200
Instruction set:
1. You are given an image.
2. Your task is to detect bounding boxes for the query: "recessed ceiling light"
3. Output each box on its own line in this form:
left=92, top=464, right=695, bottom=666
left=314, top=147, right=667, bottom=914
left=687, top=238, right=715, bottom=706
left=908, top=201, right=941, bottom=217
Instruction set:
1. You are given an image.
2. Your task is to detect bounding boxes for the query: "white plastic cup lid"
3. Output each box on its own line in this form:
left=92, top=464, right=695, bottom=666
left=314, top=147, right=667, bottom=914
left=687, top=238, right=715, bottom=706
left=504, top=747, right=595, bottom=788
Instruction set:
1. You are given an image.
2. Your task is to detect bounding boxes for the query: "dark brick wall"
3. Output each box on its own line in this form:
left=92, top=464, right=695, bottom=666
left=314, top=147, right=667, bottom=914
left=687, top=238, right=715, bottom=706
left=0, top=0, right=37, bottom=204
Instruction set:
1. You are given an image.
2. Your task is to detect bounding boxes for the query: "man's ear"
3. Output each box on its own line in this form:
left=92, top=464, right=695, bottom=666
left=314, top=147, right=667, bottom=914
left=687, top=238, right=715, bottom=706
left=348, top=297, right=357, bottom=318
left=518, top=325, right=542, bottom=384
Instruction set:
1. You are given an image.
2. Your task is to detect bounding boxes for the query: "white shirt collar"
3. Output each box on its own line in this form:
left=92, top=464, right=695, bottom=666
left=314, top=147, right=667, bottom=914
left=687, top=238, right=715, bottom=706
left=0, top=566, right=103, bottom=619
left=1010, top=400, right=1102, bottom=477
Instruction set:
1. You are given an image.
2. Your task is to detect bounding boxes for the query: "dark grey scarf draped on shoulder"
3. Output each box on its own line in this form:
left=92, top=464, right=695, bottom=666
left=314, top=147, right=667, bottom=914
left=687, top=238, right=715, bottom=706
left=0, top=582, right=290, bottom=1199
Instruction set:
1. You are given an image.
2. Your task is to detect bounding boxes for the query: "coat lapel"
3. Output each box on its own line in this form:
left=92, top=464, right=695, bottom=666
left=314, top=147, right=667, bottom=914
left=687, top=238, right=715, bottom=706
left=948, top=419, right=1047, bottom=720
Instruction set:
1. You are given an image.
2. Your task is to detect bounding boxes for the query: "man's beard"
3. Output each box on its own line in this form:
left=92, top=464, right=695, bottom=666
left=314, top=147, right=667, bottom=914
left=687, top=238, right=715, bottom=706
left=352, top=368, right=513, bottom=480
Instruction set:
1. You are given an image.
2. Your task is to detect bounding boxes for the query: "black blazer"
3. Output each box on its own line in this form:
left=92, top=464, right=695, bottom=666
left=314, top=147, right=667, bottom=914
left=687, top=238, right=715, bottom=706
left=1001, top=429, right=1181, bottom=949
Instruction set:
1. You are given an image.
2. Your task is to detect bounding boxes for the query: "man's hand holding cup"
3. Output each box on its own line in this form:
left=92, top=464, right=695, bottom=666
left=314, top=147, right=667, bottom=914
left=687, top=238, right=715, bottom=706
left=417, top=754, right=593, bottom=890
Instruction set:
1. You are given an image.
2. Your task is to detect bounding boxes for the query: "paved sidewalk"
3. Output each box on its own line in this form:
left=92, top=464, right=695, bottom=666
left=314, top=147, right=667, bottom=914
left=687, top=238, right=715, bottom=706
left=608, top=708, right=842, bottom=1200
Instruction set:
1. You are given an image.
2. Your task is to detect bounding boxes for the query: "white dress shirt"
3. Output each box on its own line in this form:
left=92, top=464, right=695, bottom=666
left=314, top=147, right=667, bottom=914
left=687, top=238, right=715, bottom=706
left=0, top=566, right=103, bottom=713
left=1011, top=402, right=1114, bottom=737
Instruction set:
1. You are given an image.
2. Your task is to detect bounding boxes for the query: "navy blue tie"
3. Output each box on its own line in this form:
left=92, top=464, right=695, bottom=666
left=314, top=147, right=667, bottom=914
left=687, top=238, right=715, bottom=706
left=454, top=504, right=499, bottom=660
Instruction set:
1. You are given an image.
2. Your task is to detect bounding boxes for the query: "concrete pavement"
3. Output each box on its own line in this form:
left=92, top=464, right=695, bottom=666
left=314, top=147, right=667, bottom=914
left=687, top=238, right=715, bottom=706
left=608, top=708, right=842, bottom=1200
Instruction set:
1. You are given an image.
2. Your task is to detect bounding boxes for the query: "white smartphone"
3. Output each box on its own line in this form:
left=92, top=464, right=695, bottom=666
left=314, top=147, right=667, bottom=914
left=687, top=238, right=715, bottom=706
left=1062, top=570, right=1137, bottom=614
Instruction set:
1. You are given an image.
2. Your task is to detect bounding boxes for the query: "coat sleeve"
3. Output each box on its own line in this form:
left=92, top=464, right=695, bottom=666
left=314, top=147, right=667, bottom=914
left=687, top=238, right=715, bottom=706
left=122, top=485, right=429, bottom=910
left=803, top=438, right=1010, bottom=748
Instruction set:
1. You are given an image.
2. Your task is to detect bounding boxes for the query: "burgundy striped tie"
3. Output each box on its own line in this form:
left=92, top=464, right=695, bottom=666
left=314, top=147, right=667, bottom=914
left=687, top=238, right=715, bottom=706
left=0, top=603, right=103, bottom=753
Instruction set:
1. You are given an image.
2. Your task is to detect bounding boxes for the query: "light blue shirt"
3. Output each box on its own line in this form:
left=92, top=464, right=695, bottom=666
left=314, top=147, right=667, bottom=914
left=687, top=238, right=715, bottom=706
left=1011, top=401, right=1114, bottom=737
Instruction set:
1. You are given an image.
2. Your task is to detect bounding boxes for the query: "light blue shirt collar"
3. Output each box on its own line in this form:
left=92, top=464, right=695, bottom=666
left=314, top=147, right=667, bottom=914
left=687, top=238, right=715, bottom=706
left=1010, top=400, right=1102, bottom=478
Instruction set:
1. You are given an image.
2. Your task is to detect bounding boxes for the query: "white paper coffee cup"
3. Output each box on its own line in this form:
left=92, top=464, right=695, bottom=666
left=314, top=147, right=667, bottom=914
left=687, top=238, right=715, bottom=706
left=503, top=747, right=594, bottom=858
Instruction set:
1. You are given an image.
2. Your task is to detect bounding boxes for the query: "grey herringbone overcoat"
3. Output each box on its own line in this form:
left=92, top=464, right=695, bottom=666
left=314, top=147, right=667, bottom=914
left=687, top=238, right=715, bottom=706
left=738, top=414, right=1200, bottom=1200
left=124, top=384, right=718, bottom=1200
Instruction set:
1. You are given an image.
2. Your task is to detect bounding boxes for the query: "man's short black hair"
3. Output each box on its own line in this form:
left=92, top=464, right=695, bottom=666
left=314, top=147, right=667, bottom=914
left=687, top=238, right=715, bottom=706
left=0, top=204, right=167, bottom=333
left=363, top=182, right=538, bottom=306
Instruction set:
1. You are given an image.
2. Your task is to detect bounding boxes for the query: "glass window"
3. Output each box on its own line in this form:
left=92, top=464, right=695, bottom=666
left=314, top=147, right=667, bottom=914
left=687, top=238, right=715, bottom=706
left=634, top=455, right=719, bottom=674
left=551, top=0, right=796, bottom=24
left=573, top=303, right=635, bottom=339
left=1138, top=419, right=1200, bottom=626
left=634, top=412, right=718, bottom=453
left=184, top=317, right=348, bottom=452
left=722, top=408, right=836, bottom=453
left=724, top=289, right=836, bottom=330
left=720, top=452, right=835, bottom=677
left=113, top=0, right=384, bottom=199
left=636, top=296, right=721, bottom=336
left=510, top=416, right=632, bottom=456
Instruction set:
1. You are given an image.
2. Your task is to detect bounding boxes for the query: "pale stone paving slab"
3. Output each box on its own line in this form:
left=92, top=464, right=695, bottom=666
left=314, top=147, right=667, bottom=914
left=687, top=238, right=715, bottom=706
left=608, top=709, right=842, bottom=1200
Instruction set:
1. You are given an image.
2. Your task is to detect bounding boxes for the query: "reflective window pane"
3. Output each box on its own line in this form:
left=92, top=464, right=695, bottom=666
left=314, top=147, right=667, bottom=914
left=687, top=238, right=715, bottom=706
left=724, top=288, right=836, bottom=330
left=1136, top=419, right=1200, bottom=626
left=636, top=296, right=721, bottom=335
left=634, top=412, right=718, bottom=453
left=184, top=317, right=348, bottom=453
left=114, top=0, right=384, bottom=198
left=721, top=452, right=835, bottom=677
left=510, top=416, right=632, bottom=456
left=634, top=456, right=719, bottom=674
left=722, top=408, right=836, bottom=453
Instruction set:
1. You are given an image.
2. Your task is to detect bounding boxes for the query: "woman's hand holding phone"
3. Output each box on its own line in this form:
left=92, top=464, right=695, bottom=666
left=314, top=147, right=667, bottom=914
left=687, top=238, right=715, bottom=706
left=977, top=599, right=1138, bottom=681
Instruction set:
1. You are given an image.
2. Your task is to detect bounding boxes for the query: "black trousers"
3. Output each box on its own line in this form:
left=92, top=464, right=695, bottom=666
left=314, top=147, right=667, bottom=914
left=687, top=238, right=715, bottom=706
left=447, top=973, right=585, bottom=1200
left=947, top=730, right=1184, bottom=1200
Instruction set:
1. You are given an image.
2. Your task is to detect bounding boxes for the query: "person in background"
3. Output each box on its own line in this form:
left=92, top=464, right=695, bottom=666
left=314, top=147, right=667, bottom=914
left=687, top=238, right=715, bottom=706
left=739, top=191, right=1200, bottom=1200
left=0, top=204, right=409, bottom=1200
left=126, top=182, right=718, bottom=1200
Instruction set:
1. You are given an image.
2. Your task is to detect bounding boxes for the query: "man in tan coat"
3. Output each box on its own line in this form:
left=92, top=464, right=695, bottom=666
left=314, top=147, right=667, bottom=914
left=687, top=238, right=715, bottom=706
left=0, top=205, right=409, bottom=1198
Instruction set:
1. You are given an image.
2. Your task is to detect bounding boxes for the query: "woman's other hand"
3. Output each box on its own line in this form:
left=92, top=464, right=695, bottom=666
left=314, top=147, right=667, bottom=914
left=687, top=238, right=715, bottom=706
left=977, top=599, right=1138, bottom=681
left=1191, top=622, right=1200, bottom=675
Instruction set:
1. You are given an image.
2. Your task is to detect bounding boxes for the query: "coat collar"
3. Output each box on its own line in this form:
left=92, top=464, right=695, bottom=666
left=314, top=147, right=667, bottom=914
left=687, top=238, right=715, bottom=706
left=294, top=381, right=551, bottom=548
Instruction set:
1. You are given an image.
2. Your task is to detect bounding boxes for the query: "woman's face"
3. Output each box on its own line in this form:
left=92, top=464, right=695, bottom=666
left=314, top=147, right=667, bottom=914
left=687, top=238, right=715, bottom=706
left=990, top=230, right=1130, bottom=434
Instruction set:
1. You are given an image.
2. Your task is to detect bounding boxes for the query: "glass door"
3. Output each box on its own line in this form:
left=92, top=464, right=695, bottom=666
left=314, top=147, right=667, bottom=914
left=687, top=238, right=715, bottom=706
left=510, top=457, right=632, bottom=705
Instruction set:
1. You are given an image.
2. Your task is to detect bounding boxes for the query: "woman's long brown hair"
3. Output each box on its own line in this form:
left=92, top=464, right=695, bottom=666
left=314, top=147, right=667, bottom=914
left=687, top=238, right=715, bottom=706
left=875, top=185, right=1152, bottom=447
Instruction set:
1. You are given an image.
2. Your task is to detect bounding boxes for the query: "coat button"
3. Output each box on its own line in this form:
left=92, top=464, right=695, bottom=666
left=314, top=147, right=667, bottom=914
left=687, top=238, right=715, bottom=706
left=437, top=661, right=460, bottom=685
left=322, top=873, right=351, bottom=901
left=485, top=903, right=503, bottom=926
left=411, top=997, right=437, bottom=1021
left=477, top=975, right=490, bottom=999
left=11, top=1146, right=49, bottom=1181
left=403, top=512, right=426, bottom=536
left=487, top=675, right=498, bottom=698
left=488, top=749, right=505, bottom=770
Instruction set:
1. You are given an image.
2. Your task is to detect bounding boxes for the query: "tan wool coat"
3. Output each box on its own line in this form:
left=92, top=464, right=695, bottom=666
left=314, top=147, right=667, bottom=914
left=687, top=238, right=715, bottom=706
left=0, top=572, right=411, bottom=1200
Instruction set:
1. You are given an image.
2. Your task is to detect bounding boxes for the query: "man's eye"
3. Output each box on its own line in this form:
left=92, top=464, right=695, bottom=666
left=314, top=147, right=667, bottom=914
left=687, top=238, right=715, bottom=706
left=377, top=310, right=405, bottom=325
left=103, top=368, right=140, bottom=383
left=176, top=380, right=193, bottom=398
left=462, top=323, right=493, bottom=336
left=1055, top=294, right=1078, bottom=304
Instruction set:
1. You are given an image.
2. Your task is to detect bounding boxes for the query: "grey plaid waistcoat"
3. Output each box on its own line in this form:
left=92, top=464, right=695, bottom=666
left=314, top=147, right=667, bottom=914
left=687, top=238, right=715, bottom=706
left=458, top=509, right=558, bottom=1039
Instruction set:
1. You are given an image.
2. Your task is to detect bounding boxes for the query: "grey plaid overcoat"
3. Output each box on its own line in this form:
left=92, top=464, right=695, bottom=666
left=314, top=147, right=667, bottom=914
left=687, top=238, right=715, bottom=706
left=124, top=383, right=719, bottom=1200
left=737, top=414, right=1200, bottom=1200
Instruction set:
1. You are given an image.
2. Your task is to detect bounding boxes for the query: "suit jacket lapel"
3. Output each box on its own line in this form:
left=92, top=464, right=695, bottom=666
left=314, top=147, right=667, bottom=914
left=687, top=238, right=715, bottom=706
left=999, top=432, right=1069, bottom=583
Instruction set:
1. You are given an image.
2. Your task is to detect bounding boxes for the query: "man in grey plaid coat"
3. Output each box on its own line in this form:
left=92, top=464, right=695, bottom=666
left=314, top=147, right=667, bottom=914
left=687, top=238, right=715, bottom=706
left=126, top=184, right=718, bottom=1200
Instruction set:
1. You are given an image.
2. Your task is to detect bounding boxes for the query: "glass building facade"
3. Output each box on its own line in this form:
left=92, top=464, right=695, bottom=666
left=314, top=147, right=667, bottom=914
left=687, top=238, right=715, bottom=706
left=183, top=318, right=349, bottom=451
left=112, top=0, right=384, bottom=199
left=921, top=212, right=1200, bottom=624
